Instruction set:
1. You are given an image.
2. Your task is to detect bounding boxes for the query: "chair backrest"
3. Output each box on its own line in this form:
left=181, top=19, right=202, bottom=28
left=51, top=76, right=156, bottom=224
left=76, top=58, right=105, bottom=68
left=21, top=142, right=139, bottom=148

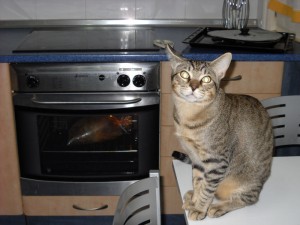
left=261, top=95, right=300, bottom=147
left=112, top=171, right=161, bottom=225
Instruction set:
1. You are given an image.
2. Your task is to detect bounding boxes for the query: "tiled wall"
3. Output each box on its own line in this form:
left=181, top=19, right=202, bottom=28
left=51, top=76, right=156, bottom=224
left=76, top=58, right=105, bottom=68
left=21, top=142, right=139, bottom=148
left=0, top=0, right=259, bottom=20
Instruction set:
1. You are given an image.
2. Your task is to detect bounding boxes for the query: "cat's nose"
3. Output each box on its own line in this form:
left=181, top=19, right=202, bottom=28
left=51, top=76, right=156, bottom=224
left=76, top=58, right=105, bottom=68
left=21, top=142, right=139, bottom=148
left=189, top=80, right=199, bottom=91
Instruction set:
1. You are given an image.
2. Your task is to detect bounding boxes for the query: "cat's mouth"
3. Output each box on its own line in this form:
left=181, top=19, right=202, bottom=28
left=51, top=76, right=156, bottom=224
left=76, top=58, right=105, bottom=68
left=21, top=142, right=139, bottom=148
left=180, top=92, right=203, bottom=102
left=179, top=89, right=204, bottom=102
left=185, top=94, right=198, bottom=102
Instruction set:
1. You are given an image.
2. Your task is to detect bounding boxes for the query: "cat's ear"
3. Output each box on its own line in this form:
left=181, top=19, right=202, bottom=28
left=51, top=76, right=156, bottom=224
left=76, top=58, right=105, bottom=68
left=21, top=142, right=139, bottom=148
left=210, top=53, right=232, bottom=80
left=165, top=44, right=187, bottom=72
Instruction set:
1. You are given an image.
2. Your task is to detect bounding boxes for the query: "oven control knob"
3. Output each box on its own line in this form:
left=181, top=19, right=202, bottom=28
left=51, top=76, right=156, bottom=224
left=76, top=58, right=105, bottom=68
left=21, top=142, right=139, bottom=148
left=117, top=74, right=130, bottom=87
left=26, top=75, right=40, bottom=88
left=133, top=75, right=146, bottom=87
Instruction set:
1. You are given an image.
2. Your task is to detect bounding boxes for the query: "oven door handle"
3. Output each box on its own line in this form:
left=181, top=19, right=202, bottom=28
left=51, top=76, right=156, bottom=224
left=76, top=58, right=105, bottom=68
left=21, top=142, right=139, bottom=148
left=72, top=204, right=108, bottom=211
left=31, top=96, right=142, bottom=105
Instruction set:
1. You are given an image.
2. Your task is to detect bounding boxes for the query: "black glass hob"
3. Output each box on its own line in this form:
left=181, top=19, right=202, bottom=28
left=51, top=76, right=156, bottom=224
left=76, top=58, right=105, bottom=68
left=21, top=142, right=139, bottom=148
left=13, top=29, right=159, bottom=53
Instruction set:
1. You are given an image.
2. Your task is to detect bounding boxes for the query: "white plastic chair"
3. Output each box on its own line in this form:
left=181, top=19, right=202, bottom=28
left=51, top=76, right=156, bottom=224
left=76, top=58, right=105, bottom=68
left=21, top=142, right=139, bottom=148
left=261, top=95, right=300, bottom=147
left=113, top=171, right=161, bottom=225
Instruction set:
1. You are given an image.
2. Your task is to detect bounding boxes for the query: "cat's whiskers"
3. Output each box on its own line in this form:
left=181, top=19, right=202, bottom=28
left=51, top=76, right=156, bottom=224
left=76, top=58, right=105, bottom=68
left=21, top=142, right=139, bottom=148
left=180, top=86, right=193, bottom=96
left=179, top=85, right=206, bottom=102
left=193, top=88, right=205, bottom=99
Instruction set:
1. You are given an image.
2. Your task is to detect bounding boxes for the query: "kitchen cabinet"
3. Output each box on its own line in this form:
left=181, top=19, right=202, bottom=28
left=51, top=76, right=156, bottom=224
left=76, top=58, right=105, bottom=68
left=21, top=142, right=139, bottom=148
left=159, top=61, right=284, bottom=213
left=22, top=196, right=119, bottom=216
left=0, top=63, right=23, bottom=215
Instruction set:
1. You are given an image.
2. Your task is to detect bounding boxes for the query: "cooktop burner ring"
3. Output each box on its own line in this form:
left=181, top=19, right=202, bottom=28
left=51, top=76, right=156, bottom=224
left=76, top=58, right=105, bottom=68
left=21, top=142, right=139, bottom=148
left=207, top=29, right=283, bottom=42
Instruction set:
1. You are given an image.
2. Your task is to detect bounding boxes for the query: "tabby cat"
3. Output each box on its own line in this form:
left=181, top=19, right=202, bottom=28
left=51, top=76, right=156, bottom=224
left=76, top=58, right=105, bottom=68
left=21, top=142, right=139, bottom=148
left=166, top=45, right=273, bottom=220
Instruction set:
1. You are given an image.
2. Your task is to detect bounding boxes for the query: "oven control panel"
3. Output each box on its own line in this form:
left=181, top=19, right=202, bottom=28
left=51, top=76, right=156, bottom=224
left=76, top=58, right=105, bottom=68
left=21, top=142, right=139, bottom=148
left=10, top=62, right=160, bottom=92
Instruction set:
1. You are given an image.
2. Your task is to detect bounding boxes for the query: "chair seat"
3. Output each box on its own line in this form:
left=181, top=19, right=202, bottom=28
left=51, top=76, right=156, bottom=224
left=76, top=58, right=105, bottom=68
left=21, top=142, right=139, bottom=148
left=173, top=157, right=300, bottom=225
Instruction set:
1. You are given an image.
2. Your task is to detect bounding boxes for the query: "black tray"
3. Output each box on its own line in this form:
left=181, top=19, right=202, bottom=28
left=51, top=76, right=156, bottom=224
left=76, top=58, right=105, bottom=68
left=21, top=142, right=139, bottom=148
left=183, top=27, right=295, bottom=53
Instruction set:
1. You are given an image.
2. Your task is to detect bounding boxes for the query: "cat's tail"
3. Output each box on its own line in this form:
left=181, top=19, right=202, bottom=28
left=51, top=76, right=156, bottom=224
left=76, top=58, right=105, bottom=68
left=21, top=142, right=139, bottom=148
left=172, top=151, right=192, bottom=164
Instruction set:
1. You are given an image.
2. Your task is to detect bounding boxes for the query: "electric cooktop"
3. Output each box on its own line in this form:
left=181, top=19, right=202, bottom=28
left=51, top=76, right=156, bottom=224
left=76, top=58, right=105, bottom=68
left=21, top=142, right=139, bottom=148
left=13, top=29, right=159, bottom=53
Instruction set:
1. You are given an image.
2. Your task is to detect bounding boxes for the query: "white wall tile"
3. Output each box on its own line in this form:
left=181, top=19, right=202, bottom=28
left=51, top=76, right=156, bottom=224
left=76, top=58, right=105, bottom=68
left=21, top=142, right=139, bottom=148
left=249, top=0, right=258, bottom=19
left=86, top=0, right=135, bottom=19
left=0, top=0, right=260, bottom=21
left=36, top=0, right=85, bottom=19
left=136, top=0, right=185, bottom=19
left=185, top=0, right=223, bottom=19
left=0, top=0, right=36, bottom=20
left=186, top=0, right=258, bottom=19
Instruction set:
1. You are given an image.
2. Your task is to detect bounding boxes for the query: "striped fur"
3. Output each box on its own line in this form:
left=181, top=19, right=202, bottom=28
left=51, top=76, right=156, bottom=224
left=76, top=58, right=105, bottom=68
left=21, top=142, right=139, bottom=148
left=166, top=45, right=273, bottom=220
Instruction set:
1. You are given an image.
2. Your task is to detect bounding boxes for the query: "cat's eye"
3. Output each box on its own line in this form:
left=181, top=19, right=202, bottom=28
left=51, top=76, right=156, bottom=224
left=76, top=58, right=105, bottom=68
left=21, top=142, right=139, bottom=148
left=201, top=76, right=211, bottom=83
left=179, top=71, right=190, bottom=80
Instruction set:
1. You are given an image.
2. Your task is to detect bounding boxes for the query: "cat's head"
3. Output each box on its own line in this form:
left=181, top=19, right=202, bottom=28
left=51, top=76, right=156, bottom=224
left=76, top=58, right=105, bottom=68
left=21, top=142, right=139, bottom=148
left=166, top=45, right=232, bottom=103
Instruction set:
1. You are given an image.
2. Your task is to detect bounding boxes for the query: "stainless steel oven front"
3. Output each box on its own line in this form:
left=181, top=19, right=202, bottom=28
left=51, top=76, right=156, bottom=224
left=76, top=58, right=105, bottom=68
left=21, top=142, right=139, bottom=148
left=11, top=62, right=160, bottom=196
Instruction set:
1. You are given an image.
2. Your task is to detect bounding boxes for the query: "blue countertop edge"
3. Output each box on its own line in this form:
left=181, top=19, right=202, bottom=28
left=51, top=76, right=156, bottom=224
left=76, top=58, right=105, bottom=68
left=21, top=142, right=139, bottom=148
left=1, top=52, right=300, bottom=63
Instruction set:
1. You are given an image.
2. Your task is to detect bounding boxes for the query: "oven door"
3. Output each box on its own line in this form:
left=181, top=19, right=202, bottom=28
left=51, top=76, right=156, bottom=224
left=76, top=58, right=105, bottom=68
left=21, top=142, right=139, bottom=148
left=14, top=92, right=159, bottom=182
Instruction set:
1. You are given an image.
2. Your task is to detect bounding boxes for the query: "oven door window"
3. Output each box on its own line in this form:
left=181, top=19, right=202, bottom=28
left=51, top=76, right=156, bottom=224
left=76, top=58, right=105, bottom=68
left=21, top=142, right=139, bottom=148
left=38, top=114, right=138, bottom=178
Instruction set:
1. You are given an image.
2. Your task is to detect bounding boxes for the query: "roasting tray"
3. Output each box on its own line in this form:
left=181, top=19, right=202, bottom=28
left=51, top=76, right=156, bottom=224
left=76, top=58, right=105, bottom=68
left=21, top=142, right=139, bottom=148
left=183, top=27, right=295, bottom=53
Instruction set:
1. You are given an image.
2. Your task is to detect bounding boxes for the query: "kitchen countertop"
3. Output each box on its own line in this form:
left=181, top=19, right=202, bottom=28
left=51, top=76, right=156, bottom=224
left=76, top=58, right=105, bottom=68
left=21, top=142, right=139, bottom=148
left=1, top=27, right=300, bottom=63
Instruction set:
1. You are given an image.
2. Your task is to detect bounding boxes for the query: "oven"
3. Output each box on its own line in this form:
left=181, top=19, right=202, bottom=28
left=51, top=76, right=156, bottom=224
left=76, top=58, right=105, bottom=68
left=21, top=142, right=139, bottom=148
left=10, top=62, right=160, bottom=196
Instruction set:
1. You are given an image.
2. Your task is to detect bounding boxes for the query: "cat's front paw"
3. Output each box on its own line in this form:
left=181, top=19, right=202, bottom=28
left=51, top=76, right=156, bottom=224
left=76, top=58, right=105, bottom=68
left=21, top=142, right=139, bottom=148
left=188, top=209, right=206, bottom=221
left=183, top=190, right=207, bottom=220
left=182, top=190, right=194, bottom=210
left=207, top=204, right=228, bottom=218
